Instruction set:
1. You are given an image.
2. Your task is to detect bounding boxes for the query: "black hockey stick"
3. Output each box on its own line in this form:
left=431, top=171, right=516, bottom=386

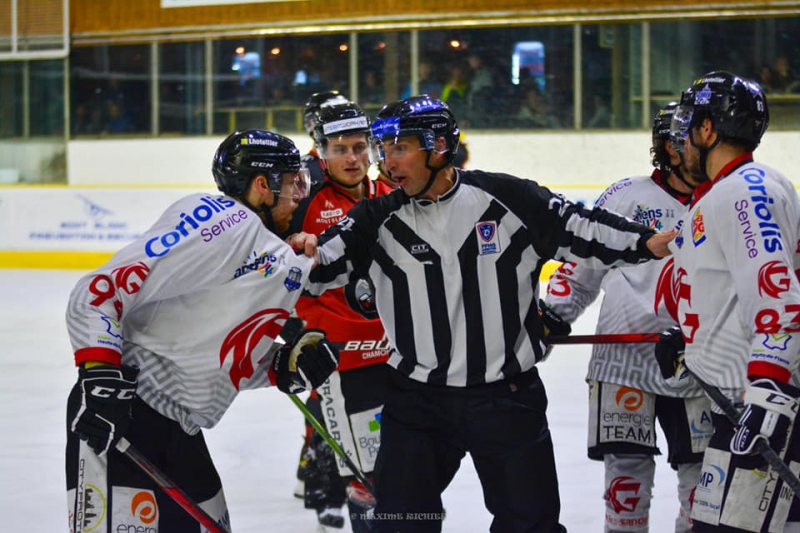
left=686, top=369, right=800, bottom=499
left=289, top=393, right=377, bottom=501
left=116, top=438, right=228, bottom=533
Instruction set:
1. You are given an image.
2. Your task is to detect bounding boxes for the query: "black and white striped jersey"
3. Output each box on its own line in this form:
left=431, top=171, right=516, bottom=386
left=305, top=169, right=658, bottom=387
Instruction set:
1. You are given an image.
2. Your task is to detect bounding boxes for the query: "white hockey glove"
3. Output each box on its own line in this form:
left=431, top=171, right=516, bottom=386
left=268, top=329, right=339, bottom=394
left=69, top=364, right=139, bottom=456
left=730, top=378, right=800, bottom=456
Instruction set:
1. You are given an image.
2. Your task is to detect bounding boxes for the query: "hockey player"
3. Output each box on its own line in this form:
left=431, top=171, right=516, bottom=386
left=289, top=101, right=395, bottom=532
left=65, top=129, right=339, bottom=532
left=544, top=102, right=712, bottom=533
left=656, top=71, right=800, bottom=532
left=302, top=90, right=350, bottom=184
left=294, top=90, right=348, bottom=508
left=289, top=95, right=678, bottom=533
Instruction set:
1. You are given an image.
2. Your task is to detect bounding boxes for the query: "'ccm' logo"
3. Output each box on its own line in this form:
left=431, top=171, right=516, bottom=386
left=90, top=386, right=135, bottom=400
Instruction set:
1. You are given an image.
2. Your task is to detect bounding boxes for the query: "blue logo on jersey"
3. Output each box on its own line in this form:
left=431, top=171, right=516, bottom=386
left=284, top=266, right=303, bottom=291
left=476, top=221, right=500, bottom=255
left=101, top=316, right=123, bottom=339
left=761, top=332, right=791, bottom=351
left=478, top=222, right=495, bottom=241
left=145, top=196, right=236, bottom=257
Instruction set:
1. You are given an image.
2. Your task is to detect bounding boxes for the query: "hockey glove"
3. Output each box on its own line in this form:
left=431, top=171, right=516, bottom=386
left=654, top=326, right=689, bottom=382
left=268, top=329, right=339, bottom=394
left=70, top=364, right=139, bottom=456
left=538, top=299, right=571, bottom=361
left=539, top=299, right=571, bottom=339
left=730, top=378, right=800, bottom=456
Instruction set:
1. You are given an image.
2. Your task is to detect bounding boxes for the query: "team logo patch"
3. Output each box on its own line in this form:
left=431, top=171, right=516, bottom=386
left=758, top=260, right=791, bottom=298
left=605, top=476, right=642, bottom=513
left=692, top=209, right=706, bottom=246
left=476, top=221, right=500, bottom=255
left=284, top=266, right=303, bottom=291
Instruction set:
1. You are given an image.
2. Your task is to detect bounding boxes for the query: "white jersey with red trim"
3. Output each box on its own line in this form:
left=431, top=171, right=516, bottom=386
left=65, top=192, right=315, bottom=435
left=662, top=156, right=800, bottom=400
left=545, top=172, right=703, bottom=397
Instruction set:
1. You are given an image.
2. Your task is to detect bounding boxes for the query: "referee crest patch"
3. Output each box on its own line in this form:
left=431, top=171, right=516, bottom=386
left=476, top=222, right=500, bottom=255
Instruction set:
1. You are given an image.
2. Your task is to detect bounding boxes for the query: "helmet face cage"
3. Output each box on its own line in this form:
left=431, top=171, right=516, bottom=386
left=212, top=129, right=308, bottom=199
left=313, top=102, right=372, bottom=159
left=369, top=96, right=460, bottom=164
left=672, top=71, right=769, bottom=152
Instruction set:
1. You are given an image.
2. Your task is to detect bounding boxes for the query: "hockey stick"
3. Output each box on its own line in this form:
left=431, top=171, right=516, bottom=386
left=270, top=318, right=377, bottom=500
left=548, top=332, right=661, bottom=344
left=685, top=369, right=800, bottom=499
left=116, top=437, right=228, bottom=533
left=289, top=393, right=376, bottom=500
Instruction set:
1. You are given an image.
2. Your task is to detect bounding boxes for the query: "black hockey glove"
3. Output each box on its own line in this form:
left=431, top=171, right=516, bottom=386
left=70, top=365, right=139, bottom=456
left=730, top=378, right=800, bottom=457
left=654, top=325, right=688, bottom=382
left=269, top=329, right=339, bottom=394
left=539, top=299, right=571, bottom=361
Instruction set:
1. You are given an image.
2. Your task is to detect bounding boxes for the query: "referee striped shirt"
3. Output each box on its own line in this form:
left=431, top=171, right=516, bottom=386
left=306, top=169, right=657, bottom=387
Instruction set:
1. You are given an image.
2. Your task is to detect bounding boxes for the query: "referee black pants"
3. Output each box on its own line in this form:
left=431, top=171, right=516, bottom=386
left=373, top=367, right=567, bottom=533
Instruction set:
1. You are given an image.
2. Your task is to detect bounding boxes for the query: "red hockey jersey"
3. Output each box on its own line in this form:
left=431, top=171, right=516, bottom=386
left=294, top=177, right=395, bottom=371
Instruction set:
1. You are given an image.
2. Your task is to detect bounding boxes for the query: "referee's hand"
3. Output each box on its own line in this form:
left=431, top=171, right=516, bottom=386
left=646, top=228, right=677, bottom=258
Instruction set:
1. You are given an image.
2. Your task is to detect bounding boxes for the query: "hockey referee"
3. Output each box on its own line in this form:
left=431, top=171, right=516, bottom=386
left=291, top=95, right=676, bottom=533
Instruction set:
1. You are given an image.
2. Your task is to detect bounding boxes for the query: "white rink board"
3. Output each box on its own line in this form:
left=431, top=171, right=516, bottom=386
left=0, top=186, right=216, bottom=251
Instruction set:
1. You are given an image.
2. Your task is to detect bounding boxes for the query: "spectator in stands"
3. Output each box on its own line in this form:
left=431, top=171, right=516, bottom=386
left=441, top=63, right=469, bottom=123
left=104, top=102, right=133, bottom=134
left=515, top=86, right=561, bottom=128
left=360, top=70, right=384, bottom=105
left=772, top=56, right=799, bottom=93
left=401, top=60, right=441, bottom=100
left=466, top=53, right=494, bottom=125
left=585, top=94, right=612, bottom=128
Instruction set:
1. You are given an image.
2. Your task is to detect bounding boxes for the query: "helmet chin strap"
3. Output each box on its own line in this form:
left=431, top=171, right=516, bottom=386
left=412, top=150, right=449, bottom=199
left=241, top=193, right=278, bottom=232
left=691, top=130, right=721, bottom=183
left=669, top=161, right=696, bottom=190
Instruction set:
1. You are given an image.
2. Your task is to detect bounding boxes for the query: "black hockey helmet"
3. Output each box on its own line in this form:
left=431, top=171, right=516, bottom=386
left=671, top=71, right=769, bottom=152
left=313, top=101, right=371, bottom=159
left=651, top=101, right=678, bottom=170
left=212, top=129, right=308, bottom=199
left=653, top=101, right=678, bottom=139
left=370, top=95, right=460, bottom=163
left=302, top=90, right=349, bottom=137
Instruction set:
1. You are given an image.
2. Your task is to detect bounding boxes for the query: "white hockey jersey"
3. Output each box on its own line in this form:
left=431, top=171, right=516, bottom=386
left=66, top=193, right=314, bottom=435
left=546, top=171, right=702, bottom=397
left=661, top=154, right=800, bottom=402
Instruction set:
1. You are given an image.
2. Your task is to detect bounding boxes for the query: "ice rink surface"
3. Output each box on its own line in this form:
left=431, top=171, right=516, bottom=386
left=0, top=269, right=681, bottom=532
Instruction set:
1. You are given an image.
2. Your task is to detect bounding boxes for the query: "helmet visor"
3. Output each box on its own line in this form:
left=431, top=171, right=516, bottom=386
left=275, top=168, right=311, bottom=200
left=369, top=117, right=435, bottom=163
left=670, top=105, right=694, bottom=154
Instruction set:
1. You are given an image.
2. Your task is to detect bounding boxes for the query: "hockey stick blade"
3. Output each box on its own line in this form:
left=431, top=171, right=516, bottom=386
left=548, top=332, right=661, bottom=345
left=289, top=393, right=377, bottom=503
left=116, top=438, right=228, bottom=533
left=685, top=370, right=800, bottom=500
